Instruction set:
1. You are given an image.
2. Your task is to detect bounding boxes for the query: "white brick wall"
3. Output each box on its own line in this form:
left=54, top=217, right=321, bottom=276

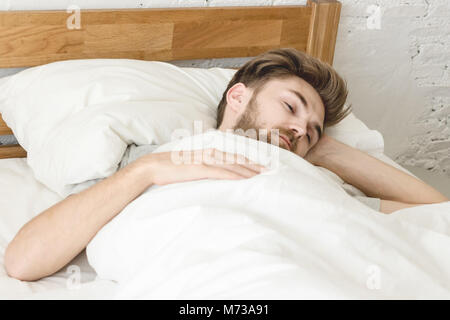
left=0, top=0, right=449, bottom=182
left=334, top=0, right=449, bottom=179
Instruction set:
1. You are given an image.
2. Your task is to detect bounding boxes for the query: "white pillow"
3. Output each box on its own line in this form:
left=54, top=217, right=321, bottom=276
left=0, top=59, right=384, bottom=197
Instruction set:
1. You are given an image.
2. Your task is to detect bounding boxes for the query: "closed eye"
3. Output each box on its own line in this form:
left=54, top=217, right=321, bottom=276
left=284, top=102, right=294, bottom=113
left=284, top=102, right=311, bottom=144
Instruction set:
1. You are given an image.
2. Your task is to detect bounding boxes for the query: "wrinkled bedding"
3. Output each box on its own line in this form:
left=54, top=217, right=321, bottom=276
left=86, top=131, right=450, bottom=299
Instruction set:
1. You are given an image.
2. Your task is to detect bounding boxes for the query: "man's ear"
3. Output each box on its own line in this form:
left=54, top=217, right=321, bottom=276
left=226, top=83, right=250, bottom=115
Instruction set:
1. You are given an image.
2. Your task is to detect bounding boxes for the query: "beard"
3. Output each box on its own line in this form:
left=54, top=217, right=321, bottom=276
left=232, top=95, right=298, bottom=152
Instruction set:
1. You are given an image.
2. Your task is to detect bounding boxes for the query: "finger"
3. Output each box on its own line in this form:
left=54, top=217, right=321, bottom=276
left=202, top=164, right=247, bottom=180
left=204, top=149, right=266, bottom=171
left=238, top=162, right=267, bottom=173
left=210, top=163, right=261, bottom=178
left=222, top=153, right=266, bottom=173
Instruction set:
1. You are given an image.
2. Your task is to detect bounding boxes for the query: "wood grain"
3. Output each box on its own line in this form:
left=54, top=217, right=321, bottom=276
left=0, top=5, right=314, bottom=68
left=0, top=114, right=13, bottom=135
left=0, top=145, right=27, bottom=158
left=0, top=2, right=341, bottom=159
left=306, top=0, right=342, bottom=65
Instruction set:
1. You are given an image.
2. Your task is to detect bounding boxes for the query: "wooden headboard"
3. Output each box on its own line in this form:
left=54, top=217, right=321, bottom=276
left=0, top=0, right=342, bottom=159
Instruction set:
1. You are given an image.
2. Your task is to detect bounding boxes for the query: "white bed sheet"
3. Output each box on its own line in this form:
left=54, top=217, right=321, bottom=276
left=87, top=131, right=450, bottom=299
left=0, top=158, right=117, bottom=299
left=0, top=151, right=439, bottom=299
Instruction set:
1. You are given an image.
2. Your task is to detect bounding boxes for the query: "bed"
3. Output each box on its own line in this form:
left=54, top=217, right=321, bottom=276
left=1, top=1, right=449, bottom=299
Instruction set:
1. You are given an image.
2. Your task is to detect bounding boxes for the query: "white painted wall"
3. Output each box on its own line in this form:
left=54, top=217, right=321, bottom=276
left=0, top=0, right=449, bottom=191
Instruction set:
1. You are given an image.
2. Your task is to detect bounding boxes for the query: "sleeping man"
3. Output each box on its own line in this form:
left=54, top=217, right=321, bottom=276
left=5, top=48, right=448, bottom=281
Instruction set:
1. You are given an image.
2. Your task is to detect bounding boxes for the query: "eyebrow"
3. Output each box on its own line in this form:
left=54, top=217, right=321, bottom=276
left=288, top=89, right=323, bottom=142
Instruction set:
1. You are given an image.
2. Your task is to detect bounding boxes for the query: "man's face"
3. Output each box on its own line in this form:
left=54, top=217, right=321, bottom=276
left=232, top=76, right=325, bottom=158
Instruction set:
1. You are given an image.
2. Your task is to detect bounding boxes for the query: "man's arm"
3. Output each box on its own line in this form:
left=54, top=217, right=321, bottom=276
left=304, top=134, right=449, bottom=213
left=5, top=159, right=153, bottom=281
left=5, top=149, right=265, bottom=281
left=379, top=199, right=426, bottom=214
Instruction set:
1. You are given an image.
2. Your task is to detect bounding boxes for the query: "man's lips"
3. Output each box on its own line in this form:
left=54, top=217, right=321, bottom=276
left=279, top=135, right=291, bottom=150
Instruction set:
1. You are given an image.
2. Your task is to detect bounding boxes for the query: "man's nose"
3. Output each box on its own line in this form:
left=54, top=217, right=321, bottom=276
left=289, top=122, right=307, bottom=140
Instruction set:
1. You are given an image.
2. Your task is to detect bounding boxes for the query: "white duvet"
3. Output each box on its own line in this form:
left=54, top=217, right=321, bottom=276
left=87, top=130, right=450, bottom=299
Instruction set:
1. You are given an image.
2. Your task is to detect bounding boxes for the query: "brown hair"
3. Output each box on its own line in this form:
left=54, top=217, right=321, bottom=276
left=216, top=48, right=351, bottom=128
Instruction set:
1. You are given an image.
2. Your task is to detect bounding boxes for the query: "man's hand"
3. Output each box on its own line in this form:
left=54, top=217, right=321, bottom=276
left=303, top=133, right=338, bottom=166
left=134, top=148, right=266, bottom=186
